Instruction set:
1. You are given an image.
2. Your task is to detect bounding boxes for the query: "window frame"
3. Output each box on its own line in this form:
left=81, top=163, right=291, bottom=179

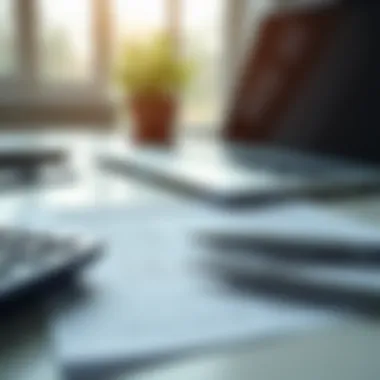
left=0, top=0, right=21, bottom=86
left=0, top=0, right=236, bottom=127
left=0, top=0, right=182, bottom=96
left=0, top=0, right=112, bottom=100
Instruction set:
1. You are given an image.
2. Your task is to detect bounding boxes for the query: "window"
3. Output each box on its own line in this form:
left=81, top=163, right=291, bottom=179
left=0, top=0, right=16, bottom=77
left=113, top=0, right=168, bottom=82
left=181, top=0, right=225, bottom=126
left=0, top=0, right=227, bottom=127
left=38, top=0, right=93, bottom=82
left=114, top=0, right=167, bottom=42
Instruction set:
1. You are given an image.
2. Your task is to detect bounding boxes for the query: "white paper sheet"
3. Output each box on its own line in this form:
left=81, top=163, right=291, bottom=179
left=46, top=203, right=380, bottom=380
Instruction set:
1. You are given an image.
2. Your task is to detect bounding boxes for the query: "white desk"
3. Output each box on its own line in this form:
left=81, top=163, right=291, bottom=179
left=1, top=133, right=380, bottom=380
left=0, top=133, right=180, bottom=380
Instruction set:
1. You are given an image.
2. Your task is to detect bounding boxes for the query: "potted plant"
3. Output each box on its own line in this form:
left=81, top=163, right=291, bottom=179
left=117, top=33, right=192, bottom=145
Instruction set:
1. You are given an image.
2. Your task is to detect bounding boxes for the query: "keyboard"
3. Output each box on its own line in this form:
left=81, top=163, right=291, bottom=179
left=0, top=226, right=102, bottom=307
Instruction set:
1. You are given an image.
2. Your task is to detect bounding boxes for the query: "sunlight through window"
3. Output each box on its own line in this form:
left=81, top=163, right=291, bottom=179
left=39, top=0, right=93, bottom=82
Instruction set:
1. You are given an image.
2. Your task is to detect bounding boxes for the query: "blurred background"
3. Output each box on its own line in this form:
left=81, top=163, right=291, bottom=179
left=0, top=0, right=260, bottom=129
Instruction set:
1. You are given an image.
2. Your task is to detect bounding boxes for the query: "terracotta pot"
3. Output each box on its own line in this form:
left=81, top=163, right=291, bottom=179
left=129, top=94, right=177, bottom=145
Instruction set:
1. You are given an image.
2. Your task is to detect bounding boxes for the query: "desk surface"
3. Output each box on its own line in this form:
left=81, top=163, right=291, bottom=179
left=127, top=322, right=380, bottom=380
left=0, top=132, right=179, bottom=380
left=1, top=132, right=380, bottom=380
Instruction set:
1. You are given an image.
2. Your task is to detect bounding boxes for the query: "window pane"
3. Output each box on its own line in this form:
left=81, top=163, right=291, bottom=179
left=112, top=0, right=167, bottom=97
left=181, top=0, right=225, bottom=126
left=38, top=0, right=93, bottom=82
left=0, top=0, right=16, bottom=76
left=114, top=0, right=166, bottom=45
